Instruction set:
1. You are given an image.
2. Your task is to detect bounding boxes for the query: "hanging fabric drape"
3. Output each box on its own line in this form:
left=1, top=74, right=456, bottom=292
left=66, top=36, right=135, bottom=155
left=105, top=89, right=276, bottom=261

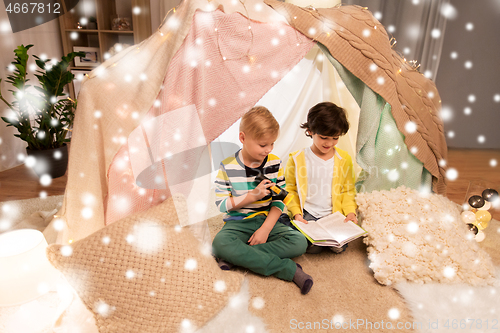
left=344, top=0, right=449, bottom=81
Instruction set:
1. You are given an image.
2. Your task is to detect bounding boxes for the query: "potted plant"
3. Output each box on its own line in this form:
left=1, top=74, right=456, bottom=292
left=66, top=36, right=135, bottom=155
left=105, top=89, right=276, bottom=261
left=0, top=44, right=85, bottom=178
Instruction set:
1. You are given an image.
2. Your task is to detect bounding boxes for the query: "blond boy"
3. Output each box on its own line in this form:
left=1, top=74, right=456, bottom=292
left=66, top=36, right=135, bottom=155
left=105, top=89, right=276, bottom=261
left=212, top=106, right=313, bottom=294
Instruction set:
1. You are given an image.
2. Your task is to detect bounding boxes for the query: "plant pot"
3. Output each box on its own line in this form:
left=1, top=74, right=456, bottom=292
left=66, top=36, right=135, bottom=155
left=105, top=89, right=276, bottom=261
left=26, top=144, right=69, bottom=179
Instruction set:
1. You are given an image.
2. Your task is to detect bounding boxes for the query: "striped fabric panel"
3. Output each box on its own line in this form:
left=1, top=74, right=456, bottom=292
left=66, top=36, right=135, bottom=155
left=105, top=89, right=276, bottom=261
left=215, top=151, right=285, bottom=220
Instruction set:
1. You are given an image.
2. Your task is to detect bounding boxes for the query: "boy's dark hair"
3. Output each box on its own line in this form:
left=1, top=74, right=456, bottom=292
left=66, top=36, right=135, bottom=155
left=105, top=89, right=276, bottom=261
left=300, top=102, right=349, bottom=138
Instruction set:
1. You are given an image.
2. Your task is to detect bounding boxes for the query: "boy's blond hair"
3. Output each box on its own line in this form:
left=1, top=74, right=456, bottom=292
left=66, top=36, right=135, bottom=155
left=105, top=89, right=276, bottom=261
left=240, top=106, right=279, bottom=139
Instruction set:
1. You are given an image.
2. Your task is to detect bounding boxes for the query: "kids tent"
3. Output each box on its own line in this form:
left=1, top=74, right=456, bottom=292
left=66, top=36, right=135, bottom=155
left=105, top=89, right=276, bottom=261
left=50, top=0, right=446, bottom=243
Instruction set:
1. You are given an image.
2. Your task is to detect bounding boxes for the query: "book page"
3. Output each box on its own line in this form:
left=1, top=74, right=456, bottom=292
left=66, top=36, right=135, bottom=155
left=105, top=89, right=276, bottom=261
left=316, top=212, right=367, bottom=243
left=292, top=219, right=334, bottom=241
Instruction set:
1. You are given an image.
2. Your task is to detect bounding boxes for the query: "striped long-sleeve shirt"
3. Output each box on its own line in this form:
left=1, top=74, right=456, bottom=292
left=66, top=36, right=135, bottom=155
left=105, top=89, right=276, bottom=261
left=215, top=150, right=286, bottom=221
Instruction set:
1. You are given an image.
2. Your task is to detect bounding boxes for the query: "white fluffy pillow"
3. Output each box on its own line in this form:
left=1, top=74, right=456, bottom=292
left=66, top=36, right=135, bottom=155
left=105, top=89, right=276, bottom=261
left=356, top=186, right=495, bottom=285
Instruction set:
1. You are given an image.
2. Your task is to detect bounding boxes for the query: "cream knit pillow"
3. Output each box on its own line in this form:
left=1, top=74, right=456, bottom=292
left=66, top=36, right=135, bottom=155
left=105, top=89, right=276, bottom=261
left=356, top=186, right=495, bottom=286
left=46, top=197, right=242, bottom=333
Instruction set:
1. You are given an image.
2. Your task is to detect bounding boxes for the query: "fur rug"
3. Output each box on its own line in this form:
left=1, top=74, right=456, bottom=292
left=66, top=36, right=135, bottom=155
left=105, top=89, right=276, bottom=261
left=395, top=267, right=500, bottom=333
left=394, top=219, right=500, bottom=333
left=356, top=187, right=496, bottom=285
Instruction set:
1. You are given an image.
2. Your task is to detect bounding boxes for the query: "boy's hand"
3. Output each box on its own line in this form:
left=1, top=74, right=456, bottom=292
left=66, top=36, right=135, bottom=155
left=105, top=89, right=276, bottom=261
left=344, top=213, right=358, bottom=224
left=250, top=179, right=274, bottom=201
left=248, top=226, right=271, bottom=245
left=294, top=214, right=308, bottom=224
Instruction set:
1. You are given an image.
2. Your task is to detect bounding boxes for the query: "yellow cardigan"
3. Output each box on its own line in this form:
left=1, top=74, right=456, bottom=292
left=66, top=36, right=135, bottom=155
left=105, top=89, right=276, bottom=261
left=285, top=147, right=357, bottom=218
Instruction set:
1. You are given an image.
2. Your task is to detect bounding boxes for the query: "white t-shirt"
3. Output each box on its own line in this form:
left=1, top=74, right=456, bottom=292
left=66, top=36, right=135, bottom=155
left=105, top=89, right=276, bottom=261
left=303, top=147, right=334, bottom=218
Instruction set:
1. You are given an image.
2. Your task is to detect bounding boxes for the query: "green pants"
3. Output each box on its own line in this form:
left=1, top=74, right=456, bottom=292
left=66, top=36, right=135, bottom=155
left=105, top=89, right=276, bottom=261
left=212, top=215, right=308, bottom=281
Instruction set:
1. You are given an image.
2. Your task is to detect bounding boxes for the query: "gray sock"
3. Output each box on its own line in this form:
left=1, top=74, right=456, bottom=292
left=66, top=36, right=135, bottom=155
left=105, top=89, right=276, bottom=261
left=217, top=259, right=234, bottom=271
left=329, top=244, right=348, bottom=253
left=306, top=244, right=323, bottom=254
left=293, top=263, right=313, bottom=294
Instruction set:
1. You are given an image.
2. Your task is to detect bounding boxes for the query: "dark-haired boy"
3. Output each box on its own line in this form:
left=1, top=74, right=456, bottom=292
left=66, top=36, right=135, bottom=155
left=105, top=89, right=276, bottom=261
left=285, top=102, right=358, bottom=254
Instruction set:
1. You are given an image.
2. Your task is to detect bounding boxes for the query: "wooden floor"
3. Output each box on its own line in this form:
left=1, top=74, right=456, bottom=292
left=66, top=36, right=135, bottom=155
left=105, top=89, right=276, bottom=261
left=0, top=164, right=68, bottom=201
left=0, top=148, right=499, bottom=219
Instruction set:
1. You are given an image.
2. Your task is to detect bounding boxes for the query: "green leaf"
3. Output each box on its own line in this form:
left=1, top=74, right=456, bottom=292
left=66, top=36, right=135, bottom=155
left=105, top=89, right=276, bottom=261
left=1, top=116, right=19, bottom=127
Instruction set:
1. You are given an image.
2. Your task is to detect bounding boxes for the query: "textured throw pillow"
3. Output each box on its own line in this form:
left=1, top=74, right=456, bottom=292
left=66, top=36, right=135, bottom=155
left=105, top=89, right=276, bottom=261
left=46, top=196, right=242, bottom=333
left=356, top=186, right=495, bottom=286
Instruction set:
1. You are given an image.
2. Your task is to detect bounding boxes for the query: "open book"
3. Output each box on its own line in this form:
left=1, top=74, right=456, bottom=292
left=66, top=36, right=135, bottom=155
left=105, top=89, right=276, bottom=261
left=291, top=212, right=368, bottom=248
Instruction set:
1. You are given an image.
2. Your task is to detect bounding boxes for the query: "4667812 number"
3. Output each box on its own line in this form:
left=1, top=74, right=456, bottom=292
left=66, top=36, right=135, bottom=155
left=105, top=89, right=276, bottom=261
left=6, top=3, right=61, bottom=14
left=444, top=319, right=498, bottom=330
